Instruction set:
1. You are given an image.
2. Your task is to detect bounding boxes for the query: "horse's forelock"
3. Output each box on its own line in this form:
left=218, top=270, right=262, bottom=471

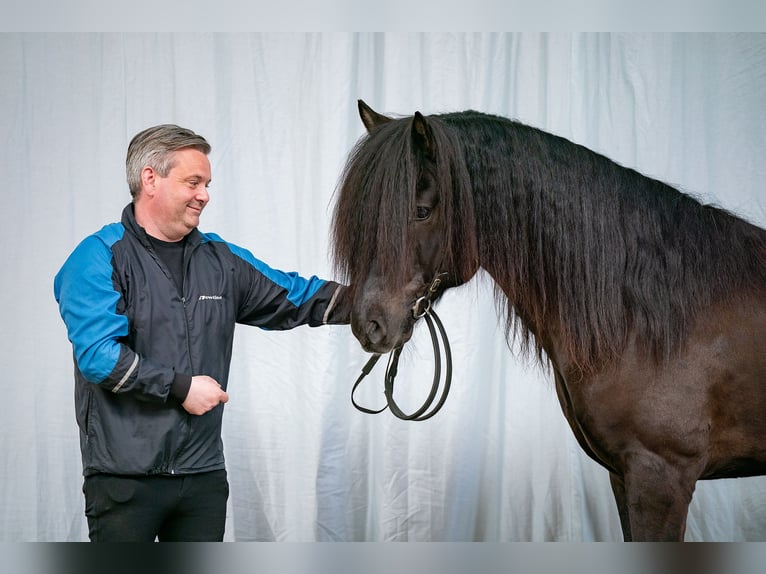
left=332, top=114, right=478, bottom=290
left=332, top=119, right=419, bottom=288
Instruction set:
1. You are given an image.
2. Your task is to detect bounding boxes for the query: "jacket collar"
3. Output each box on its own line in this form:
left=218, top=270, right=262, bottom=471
left=121, top=202, right=202, bottom=250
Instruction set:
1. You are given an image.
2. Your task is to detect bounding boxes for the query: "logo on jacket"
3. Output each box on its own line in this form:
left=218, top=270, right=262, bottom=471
left=198, top=295, right=224, bottom=301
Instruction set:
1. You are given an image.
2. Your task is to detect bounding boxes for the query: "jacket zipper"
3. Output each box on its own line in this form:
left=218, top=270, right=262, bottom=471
left=170, top=245, right=197, bottom=474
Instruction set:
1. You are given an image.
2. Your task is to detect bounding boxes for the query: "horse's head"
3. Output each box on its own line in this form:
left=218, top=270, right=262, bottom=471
left=332, top=101, right=479, bottom=354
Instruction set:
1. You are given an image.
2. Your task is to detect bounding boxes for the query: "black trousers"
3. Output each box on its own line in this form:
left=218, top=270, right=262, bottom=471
left=83, top=470, right=229, bottom=542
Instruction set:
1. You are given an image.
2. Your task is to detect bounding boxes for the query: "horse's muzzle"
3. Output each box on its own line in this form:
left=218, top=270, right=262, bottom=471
left=352, top=307, right=415, bottom=354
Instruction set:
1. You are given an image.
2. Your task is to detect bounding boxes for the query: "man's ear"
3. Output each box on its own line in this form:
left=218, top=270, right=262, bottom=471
left=140, top=166, right=157, bottom=196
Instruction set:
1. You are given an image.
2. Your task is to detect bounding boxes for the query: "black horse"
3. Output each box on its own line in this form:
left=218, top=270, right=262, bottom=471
left=331, top=100, right=766, bottom=541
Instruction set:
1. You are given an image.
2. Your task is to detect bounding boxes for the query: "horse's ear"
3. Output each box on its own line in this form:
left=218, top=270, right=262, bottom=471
left=358, top=100, right=391, bottom=133
left=411, top=111, right=435, bottom=160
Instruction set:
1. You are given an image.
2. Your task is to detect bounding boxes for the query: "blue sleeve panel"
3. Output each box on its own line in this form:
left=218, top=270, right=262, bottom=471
left=205, top=233, right=325, bottom=306
left=203, top=233, right=340, bottom=329
left=54, top=223, right=129, bottom=384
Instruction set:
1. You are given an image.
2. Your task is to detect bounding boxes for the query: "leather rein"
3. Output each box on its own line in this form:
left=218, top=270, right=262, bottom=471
left=351, top=272, right=452, bottom=421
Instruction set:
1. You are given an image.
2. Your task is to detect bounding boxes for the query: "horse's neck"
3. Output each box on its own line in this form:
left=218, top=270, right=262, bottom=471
left=468, top=137, right=584, bottom=372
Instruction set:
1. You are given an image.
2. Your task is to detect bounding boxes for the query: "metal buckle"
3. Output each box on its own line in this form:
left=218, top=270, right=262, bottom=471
left=412, top=295, right=432, bottom=319
left=412, top=272, right=448, bottom=319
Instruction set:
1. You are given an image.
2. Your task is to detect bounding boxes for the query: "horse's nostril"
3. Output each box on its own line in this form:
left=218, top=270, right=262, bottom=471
left=365, top=319, right=385, bottom=345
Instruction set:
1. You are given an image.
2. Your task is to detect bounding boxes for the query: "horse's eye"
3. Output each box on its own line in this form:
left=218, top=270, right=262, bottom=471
left=416, top=206, right=432, bottom=221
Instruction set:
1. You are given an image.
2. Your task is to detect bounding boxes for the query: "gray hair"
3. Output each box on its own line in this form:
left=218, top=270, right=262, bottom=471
left=126, top=124, right=211, bottom=198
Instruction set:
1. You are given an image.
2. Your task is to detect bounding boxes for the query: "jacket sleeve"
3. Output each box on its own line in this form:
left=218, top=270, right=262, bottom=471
left=53, top=230, right=179, bottom=403
left=220, top=240, right=351, bottom=328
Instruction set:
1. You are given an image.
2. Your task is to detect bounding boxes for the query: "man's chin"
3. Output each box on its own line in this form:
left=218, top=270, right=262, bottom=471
left=185, top=214, right=201, bottom=229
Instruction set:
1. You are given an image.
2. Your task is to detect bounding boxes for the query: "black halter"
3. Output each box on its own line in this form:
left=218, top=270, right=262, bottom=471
left=351, top=273, right=452, bottom=421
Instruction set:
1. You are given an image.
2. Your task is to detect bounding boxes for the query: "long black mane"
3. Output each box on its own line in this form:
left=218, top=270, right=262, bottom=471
left=332, top=111, right=766, bottom=372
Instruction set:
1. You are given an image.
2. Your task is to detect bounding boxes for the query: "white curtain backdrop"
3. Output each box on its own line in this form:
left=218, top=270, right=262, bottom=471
left=1, top=33, right=765, bottom=542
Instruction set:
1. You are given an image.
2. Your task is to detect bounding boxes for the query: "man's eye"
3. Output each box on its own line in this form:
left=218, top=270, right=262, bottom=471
left=415, top=206, right=432, bottom=221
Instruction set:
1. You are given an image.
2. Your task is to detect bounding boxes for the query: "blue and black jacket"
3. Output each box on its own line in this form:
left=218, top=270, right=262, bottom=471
left=54, top=203, right=350, bottom=477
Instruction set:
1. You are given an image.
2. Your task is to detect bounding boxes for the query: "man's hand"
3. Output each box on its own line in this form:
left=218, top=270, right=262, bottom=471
left=181, top=375, right=229, bottom=415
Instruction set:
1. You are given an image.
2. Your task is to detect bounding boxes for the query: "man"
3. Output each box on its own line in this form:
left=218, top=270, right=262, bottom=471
left=53, top=124, right=351, bottom=541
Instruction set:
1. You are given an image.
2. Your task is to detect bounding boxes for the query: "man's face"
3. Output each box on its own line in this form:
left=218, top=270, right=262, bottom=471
left=144, top=148, right=211, bottom=241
